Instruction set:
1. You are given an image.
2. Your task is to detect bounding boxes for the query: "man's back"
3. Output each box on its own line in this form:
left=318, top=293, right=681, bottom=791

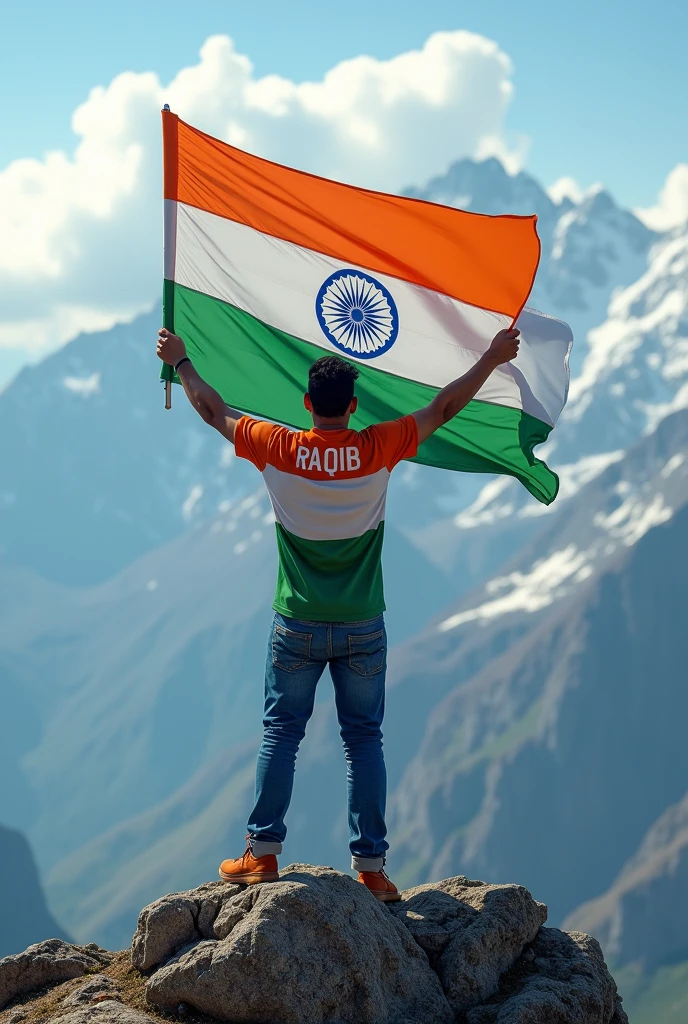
left=235, top=415, right=418, bottom=621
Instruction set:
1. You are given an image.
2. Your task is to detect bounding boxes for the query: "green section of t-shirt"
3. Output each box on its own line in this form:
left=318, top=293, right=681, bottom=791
left=272, top=522, right=386, bottom=623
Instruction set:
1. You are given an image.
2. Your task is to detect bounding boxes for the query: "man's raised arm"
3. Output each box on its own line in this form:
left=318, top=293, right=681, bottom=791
left=157, top=329, right=242, bottom=443
left=412, top=328, right=520, bottom=444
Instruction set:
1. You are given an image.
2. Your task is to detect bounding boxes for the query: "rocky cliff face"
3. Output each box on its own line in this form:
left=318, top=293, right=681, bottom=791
left=0, top=825, right=69, bottom=958
left=564, top=791, right=688, bottom=971
left=0, top=867, right=628, bottom=1024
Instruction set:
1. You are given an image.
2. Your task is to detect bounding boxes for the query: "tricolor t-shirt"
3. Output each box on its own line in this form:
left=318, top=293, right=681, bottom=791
left=235, top=415, right=419, bottom=622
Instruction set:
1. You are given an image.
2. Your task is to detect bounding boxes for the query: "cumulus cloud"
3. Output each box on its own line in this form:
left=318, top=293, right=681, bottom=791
left=0, top=31, right=518, bottom=359
left=635, top=164, right=688, bottom=231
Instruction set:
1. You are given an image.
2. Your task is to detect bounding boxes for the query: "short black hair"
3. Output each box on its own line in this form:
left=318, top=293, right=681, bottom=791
left=307, top=356, right=359, bottom=417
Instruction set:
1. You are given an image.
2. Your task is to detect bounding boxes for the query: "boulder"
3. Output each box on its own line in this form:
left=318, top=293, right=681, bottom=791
left=63, top=974, right=121, bottom=1006
left=144, top=865, right=453, bottom=1024
left=59, top=1004, right=161, bottom=1024
left=0, top=940, right=113, bottom=1010
left=3, top=867, right=628, bottom=1024
left=465, top=927, right=628, bottom=1024
left=131, top=880, right=241, bottom=970
left=391, top=877, right=547, bottom=1013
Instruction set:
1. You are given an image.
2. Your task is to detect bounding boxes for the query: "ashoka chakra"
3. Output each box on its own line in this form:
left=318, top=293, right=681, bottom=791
left=315, top=269, right=399, bottom=359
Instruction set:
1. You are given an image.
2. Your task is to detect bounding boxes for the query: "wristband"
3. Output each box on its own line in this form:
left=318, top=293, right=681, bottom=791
left=174, top=356, right=191, bottom=372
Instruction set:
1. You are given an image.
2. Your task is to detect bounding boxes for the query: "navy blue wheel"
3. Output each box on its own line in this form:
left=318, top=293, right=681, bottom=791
left=315, top=269, right=399, bottom=359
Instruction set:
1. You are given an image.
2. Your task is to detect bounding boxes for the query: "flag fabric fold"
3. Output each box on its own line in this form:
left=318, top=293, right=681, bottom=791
left=161, top=111, right=572, bottom=504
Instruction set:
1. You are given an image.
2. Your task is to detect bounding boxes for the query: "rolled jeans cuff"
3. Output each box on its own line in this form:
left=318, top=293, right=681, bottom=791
left=250, top=839, right=283, bottom=858
left=351, top=854, right=384, bottom=872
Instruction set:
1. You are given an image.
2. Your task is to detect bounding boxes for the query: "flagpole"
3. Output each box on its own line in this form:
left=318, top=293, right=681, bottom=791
left=161, top=103, right=174, bottom=410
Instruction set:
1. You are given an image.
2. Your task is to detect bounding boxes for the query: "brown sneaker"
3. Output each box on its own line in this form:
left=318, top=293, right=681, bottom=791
left=357, top=868, right=402, bottom=902
left=219, top=837, right=279, bottom=884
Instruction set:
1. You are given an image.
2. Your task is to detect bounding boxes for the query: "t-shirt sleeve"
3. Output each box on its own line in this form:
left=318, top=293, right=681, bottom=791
left=373, top=415, right=419, bottom=471
left=234, top=417, right=279, bottom=471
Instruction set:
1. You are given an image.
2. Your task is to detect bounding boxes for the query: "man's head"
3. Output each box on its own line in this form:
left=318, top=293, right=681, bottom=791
left=305, top=356, right=359, bottom=423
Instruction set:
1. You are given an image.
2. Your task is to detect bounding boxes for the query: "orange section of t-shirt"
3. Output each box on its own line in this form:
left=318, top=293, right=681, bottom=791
left=235, top=416, right=418, bottom=479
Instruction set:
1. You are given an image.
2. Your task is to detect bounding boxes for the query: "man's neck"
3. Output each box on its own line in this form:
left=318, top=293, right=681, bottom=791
left=310, top=417, right=351, bottom=431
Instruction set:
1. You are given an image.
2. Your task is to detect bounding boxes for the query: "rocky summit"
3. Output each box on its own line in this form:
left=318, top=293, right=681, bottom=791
left=0, top=865, right=627, bottom=1024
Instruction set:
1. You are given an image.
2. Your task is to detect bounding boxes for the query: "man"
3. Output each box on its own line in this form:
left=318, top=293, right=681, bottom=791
left=157, top=325, right=519, bottom=902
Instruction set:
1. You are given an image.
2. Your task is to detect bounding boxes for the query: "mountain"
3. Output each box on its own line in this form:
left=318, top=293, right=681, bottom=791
left=565, top=789, right=688, bottom=970
left=38, top=406, right=688, bottom=949
left=0, top=824, right=69, bottom=957
left=2, top=154, right=686, bottom=965
left=0, top=308, right=255, bottom=586
left=564, top=793, right=688, bottom=1023
left=387, top=406, right=688, bottom=924
left=409, top=221, right=688, bottom=582
left=406, top=157, right=656, bottom=371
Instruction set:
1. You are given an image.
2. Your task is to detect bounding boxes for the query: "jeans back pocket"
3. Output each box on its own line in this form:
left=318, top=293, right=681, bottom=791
left=272, top=623, right=312, bottom=672
left=348, top=629, right=386, bottom=677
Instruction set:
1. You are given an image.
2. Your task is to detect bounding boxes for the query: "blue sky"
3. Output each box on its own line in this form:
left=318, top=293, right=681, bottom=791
left=3, top=0, right=686, bottom=207
left=0, top=0, right=686, bottom=388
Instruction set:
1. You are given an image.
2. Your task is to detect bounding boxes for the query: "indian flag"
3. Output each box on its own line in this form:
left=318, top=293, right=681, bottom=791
left=161, top=111, right=572, bottom=504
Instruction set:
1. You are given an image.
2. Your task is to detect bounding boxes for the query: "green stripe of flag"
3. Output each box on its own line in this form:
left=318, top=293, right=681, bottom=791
left=171, top=282, right=558, bottom=504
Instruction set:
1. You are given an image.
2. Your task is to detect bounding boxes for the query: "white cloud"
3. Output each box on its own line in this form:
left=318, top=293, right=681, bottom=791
left=0, top=31, right=518, bottom=362
left=635, top=164, right=688, bottom=231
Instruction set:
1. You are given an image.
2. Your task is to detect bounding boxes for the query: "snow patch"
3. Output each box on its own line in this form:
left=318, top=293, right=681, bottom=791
left=63, top=372, right=100, bottom=397
left=182, top=484, right=203, bottom=521
left=548, top=176, right=584, bottom=206
left=661, top=453, right=685, bottom=478
left=438, top=545, right=590, bottom=631
left=453, top=477, right=513, bottom=528
left=642, top=382, right=688, bottom=435
left=553, top=451, right=625, bottom=502
left=594, top=494, right=673, bottom=546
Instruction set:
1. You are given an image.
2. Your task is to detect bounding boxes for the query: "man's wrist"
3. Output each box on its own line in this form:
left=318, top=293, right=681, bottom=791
left=174, top=356, right=191, bottom=372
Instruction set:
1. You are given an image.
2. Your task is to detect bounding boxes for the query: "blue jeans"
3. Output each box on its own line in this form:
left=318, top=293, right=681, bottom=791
left=247, top=612, right=388, bottom=871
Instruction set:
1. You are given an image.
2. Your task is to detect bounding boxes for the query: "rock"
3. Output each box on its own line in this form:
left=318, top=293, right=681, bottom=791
left=131, top=880, right=241, bottom=970
left=59, top=1004, right=161, bottom=1024
left=0, top=939, right=113, bottom=1010
left=145, top=864, right=454, bottom=1024
left=465, top=927, right=628, bottom=1024
left=390, top=877, right=547, bottom=1014
left=63, top=974, right=120, bottom=1006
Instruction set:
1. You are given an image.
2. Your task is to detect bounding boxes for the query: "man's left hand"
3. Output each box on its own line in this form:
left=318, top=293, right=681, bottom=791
left=157, top=328, right=187, bottom=366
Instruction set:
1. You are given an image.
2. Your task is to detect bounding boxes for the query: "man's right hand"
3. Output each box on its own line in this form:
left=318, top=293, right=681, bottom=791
left=486, top=327, right=520, bottom=365
left=157, top=328, right=187, bottom=367
left=412, top=326, right=521, bottom=443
